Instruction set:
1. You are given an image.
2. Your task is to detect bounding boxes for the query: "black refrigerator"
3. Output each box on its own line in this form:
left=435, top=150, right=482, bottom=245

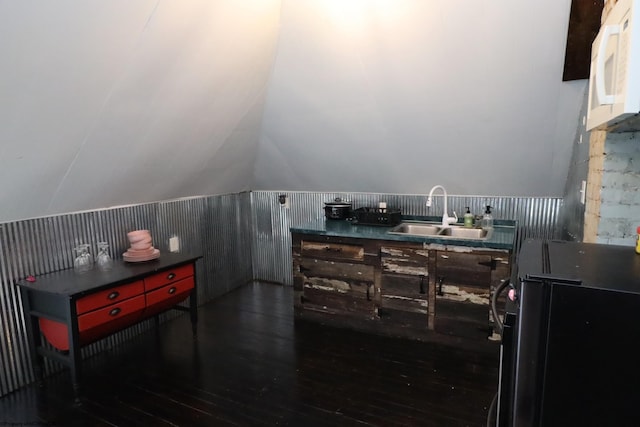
left=497, top=239, right=640, bottom=427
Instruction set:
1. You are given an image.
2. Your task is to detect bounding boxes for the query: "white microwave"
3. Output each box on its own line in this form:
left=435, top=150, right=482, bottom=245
left=587, top=0, right=640, bottom=131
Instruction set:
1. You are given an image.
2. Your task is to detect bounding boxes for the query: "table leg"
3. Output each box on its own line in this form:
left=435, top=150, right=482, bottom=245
left=189, top=289, right=198, bottom=336
left=67, top=310, right=83, bottom=403
left=20, top=289, right=44, bottom=386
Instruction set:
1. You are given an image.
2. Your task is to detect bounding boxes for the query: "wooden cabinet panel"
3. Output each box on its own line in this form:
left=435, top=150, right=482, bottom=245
left=435, top=252, right=491, bottom=288
left=296, top=237, right=375, bottom=317
left=301, top=241, right=364, bottom=261
left=380, top=274, right=428, bottom=312
left=379, top=244, right=430, bottom=329
left=303, top=284, right=375, bottom=316
left=292, top=230, right=513, bottom=346
left=380, top=245, right=429, bottom=276
left=433, top=250, right=505, bottom=341
left=300, top=258, right=374, bottom=282
left=434, top=300, right=490, bottom=340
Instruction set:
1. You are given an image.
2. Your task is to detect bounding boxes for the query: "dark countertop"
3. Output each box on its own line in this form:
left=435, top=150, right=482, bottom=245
left=291, top=216, right=517, bottom=251
left=16, top=252, right=202, bottom=298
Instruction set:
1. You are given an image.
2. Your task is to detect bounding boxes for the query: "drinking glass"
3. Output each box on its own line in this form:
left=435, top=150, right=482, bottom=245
left=96, top=242, right=113, bottom=271
left=73, top=244, right=93, bottom=273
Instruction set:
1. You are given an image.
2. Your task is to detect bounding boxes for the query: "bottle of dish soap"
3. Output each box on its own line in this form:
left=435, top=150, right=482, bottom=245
left=636, top=226, right=640, bottom=254
left=464, top=207, right=474, bottom=228
left=481, top=205, right=493, bottom=230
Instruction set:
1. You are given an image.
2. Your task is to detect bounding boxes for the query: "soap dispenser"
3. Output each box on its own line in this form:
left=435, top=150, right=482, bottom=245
left=463, top=207, right=474, bottom=228
left=481, top=205, right=493, bottom=230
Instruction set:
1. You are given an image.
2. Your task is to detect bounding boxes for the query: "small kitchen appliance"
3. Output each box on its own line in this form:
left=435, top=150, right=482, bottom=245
left=351, top=207, right=401, bottom=226
left=323, top=198, right=353, bottom=220
left=587, top=0, right=640, bottom=130
left=496, top=239, right=640, bottom=426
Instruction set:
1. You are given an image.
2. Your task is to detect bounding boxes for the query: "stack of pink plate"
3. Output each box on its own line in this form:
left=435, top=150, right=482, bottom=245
left=123, top=230, right=160, bottom=262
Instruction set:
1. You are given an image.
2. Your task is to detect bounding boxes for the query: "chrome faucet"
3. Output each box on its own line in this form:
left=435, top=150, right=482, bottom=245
left=426, top=185, right=458, bottom=227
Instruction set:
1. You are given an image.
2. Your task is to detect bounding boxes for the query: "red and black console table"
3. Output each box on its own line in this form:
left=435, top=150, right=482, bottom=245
left=17, top=252, right=202, bottom=398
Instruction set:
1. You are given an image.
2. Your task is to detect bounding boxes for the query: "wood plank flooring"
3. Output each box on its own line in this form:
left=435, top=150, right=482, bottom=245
left=0, top=282, right=499, bottom=427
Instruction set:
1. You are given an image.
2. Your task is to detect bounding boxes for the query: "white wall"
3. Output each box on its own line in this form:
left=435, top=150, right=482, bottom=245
left=0, top=1, right=281, bottom=222
left=254, top=0, right=586, bottom=197
left=0, top=0, right=591, bottom=222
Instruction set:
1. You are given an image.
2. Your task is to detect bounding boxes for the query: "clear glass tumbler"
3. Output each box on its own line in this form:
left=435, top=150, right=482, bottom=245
left=73, top=244, right=93, bottom=273
left=96, top=241, right=113, bottom=271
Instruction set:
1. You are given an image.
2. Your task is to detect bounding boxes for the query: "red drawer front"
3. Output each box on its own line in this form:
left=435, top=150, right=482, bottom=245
left=39, top=295, right=146, bottom=351
left=76, top=280, right=144, bottom=315
left=144, top=263, right=194, bottom=292
left=146, top=277, right=194, bottom=306
left=144, top=277, right=194, bottom=317
left=77, top=294, right=146, bottom=332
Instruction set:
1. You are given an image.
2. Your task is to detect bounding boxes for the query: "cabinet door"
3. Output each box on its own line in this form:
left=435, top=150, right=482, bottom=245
left=298, top=239, right=375, bottom=316
left=300, top=258, right=375, bottom=316
left=433, top=251, right=492, bottom=340
left=379, top=245, right=429, bottom=329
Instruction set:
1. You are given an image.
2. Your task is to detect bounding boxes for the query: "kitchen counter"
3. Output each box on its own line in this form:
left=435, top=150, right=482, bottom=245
left=290, top=216, right=516, bottom=348
left=290, top=216, right=517, bottom=250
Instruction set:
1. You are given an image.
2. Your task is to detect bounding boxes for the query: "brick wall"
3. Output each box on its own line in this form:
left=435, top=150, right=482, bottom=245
left=585, top=131, right=640, bottom=246
left=583, top=130, right=606, bottom=242
left=573, top=0, right=640, bottom=246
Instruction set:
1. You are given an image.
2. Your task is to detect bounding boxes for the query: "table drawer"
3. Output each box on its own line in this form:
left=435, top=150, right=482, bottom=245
left=144, top=277, right=194, bottom=317
left=144, top=263, right=194, bottom=291
left=77, top=294, right=146, bottom=332
left=76, top=280, right=144, bottom=315
left=40, top=294, right=146, bottom=351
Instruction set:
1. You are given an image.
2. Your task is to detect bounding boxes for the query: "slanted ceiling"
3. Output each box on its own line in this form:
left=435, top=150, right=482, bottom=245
left=1, top=0, right=585, bottom=223
left=0, top=1, right=280, bottom=222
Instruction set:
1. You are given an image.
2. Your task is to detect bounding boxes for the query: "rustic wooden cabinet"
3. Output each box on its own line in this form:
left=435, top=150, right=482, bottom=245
left=292, top=234, right=378, bottom=319
left=292, top=228, right=513, bottom=346
left=431, top=250, right=495, bottom=340
left=378, top=243, right=430, bottom=329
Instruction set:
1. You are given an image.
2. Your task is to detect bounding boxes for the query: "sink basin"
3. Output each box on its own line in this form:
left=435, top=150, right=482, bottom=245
left=440, top=227, right=489, bottom=239
left=387, top=223, right=441, bottom=236
left=388, top=221, right=491, bottom=240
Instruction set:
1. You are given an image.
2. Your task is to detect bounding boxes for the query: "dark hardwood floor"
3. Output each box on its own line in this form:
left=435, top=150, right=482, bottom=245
left=0, top=283, right=499, bottom=427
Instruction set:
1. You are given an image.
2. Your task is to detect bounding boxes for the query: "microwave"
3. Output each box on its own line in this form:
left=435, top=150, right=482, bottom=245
left=586, top=0, right=640, bottom=131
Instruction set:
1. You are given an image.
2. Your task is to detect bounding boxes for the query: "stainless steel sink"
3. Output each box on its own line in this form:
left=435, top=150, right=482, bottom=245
left=440, top=227, right=489, bottom=239
left=388, top=221, right=491, bottom=240
left=388, top=223, right=441, bottom=236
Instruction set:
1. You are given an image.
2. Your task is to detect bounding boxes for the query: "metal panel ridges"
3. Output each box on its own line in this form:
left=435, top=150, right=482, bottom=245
left=0, top=191, right=562, bottom=397
left=0, top=194, right=252, bottom=397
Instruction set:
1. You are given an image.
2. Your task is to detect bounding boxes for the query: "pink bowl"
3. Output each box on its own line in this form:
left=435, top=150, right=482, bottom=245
left=126, top=247, right=155, bottom=256
left=130, top=240, right=152, bottom=251
left=127, top=230, right=151, bottom=243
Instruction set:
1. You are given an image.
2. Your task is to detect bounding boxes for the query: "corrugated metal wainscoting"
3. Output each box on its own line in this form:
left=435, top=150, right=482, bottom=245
left=0, top=193, right=252, bottom=397
left=0, top=190, right=561, bottom=397
left=250, top=191, right=564, bottom=285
